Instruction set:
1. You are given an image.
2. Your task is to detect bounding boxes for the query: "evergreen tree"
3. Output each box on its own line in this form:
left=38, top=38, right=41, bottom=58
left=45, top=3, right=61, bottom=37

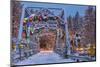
left=67, top=15, right=73, bottom=31
left=74, top=11, right=80, bottom=31
left=82, top=6, right=96, bottom=45
left=12, top=1, right=22, bottom=38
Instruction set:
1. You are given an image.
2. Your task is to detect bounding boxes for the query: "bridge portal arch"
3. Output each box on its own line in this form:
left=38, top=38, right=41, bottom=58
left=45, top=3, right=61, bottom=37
left=17, top=5, right=71, bottom=56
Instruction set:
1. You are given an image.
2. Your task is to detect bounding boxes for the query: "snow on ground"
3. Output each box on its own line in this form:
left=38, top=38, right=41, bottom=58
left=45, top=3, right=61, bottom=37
left=15, top=51, right=75, bottom=65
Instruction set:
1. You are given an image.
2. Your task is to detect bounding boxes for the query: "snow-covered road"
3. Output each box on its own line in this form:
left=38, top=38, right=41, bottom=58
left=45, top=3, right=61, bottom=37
left=15, top=51, right=75, bottom=65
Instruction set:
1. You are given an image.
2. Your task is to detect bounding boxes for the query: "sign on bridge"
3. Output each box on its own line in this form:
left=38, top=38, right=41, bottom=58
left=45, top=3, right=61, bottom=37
left=34, top=23, right=57, bottom=29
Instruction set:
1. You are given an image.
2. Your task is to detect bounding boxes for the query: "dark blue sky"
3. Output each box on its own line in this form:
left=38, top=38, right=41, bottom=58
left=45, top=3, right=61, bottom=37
left=21, top=2, right=95, bottom=17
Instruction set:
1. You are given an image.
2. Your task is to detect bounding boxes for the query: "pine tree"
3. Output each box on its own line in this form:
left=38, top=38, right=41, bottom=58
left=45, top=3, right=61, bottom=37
left=73, top=11, right=80, bottom=31
left=67, top=15, right=73, bottom=31
left=12, top=1, right=22, bottom=38
left=82, top=6, right=96, bottom=45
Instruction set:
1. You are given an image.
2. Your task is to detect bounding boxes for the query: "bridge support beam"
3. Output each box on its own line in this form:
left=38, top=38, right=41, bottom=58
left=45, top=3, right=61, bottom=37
left=17, top=5, right=26, bottom=43
left=64, top=9, right=71, bottom=55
